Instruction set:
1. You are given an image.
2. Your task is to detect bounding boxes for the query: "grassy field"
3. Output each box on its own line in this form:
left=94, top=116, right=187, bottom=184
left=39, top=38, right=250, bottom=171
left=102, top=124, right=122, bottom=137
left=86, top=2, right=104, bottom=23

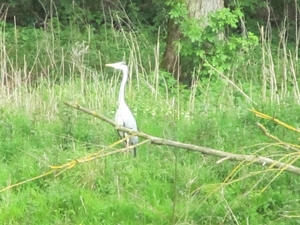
left=1, top=16, right=300, bottom=225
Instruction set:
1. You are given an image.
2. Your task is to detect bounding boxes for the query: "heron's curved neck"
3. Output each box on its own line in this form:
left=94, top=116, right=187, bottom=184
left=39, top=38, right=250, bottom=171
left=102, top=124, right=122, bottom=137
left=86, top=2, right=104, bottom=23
left=118, top=67, right=128, bottom=104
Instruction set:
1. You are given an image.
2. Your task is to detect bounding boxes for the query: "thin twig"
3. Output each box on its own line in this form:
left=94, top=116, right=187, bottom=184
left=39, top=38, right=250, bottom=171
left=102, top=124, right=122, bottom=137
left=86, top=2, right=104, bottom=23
left=0, top=139, right=150, bottom=193
left=250, top=108, right=300, bottom=133
left=256, top=122, right=300, bottom=152
left=204, top=60, right=256, bottom=104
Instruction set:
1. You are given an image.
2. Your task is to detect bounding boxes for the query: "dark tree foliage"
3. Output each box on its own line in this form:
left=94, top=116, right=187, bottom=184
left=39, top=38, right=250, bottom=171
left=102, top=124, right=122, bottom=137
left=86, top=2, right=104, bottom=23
left=1, top=0, right=297, bottom=31
left=0, top=0, right=163, bottom=28
left=0, top=0, right=299, bottom=82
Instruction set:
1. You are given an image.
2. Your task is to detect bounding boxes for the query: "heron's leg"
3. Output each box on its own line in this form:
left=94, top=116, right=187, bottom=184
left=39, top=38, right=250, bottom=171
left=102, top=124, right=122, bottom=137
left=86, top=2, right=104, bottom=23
left=123, top=133, right=130, bottom=156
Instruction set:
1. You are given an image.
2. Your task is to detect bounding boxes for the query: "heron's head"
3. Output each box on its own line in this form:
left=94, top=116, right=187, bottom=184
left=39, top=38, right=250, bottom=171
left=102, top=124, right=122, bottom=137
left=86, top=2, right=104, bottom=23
left=105, top=62, right=128, bottom=71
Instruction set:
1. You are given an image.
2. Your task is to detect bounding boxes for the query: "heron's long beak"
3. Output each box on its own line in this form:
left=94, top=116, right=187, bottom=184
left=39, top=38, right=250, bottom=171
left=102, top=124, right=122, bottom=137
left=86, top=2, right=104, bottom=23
left=105, top=63, right=115, bottom=68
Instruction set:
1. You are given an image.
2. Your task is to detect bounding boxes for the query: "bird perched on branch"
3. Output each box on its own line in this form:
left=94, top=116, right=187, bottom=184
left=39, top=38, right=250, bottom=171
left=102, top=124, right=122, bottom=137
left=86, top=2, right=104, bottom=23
left=105, top=62, right=138, bottom=156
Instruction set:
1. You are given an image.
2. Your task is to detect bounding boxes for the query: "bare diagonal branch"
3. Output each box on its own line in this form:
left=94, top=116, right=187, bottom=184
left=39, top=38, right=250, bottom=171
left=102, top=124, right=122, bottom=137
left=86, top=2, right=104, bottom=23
left=64, top=102, right=300, bottom=175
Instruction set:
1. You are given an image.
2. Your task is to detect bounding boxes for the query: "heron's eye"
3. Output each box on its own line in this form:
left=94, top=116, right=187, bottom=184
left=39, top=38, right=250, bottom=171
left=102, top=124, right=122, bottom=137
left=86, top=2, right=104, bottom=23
left=120, top=62, right=126, bottom=65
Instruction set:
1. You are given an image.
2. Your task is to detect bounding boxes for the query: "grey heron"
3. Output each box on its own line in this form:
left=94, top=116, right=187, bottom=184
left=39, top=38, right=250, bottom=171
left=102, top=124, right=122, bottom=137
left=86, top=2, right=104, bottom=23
left=105, top=62, right=138, bottom=157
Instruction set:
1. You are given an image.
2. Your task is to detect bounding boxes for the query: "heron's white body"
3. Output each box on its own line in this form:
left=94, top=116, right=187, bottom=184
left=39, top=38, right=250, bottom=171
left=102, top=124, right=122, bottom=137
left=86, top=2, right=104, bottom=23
left=106, top=62, right=138, bottom=156
left=115, top=101, right=138, bottom=146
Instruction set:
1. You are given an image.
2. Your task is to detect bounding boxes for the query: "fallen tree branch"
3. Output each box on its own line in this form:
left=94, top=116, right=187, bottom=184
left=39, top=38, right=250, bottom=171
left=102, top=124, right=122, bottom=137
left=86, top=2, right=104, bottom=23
left=64, top=102, right=300, bottom=175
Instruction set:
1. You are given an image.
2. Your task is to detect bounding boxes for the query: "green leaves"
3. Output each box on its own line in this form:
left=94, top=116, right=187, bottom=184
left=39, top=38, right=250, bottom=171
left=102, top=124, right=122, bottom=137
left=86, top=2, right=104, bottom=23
left=165, top=1, right=258, bottom=78
left=210, top=8, right=243, bottom=30
left=168, top=2, right=188, bottom=20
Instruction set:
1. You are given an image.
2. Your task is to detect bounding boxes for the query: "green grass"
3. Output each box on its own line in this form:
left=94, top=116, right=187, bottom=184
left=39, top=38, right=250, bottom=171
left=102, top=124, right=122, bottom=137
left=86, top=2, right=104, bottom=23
left=1, top=78, right=300, bottom=224
left=1, top=13, right=300, bottom=225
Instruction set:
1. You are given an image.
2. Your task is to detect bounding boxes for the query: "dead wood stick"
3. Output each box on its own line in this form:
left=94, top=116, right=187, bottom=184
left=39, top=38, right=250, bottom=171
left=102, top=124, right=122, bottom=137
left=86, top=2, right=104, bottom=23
left=64, top=102, right=300, bottom=175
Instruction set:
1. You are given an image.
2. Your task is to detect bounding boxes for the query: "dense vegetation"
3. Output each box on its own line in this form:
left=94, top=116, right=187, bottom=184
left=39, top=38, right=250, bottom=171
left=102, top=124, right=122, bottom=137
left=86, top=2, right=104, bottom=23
left=1, top=0, right=300, bottom=224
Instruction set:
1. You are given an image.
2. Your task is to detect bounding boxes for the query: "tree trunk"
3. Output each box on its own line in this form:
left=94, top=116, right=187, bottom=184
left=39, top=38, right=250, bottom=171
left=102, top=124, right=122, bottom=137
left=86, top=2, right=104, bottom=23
left=161, top=0, right=224, bottom=81
left=188, top=0, right=224, bottom=26
left=160, top=18, right=182, bottom=80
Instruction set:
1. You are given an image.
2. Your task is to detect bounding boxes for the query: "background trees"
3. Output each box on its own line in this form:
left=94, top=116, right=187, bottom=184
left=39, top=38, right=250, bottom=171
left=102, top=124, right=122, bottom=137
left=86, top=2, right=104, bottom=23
left=161, top=0, right=224, bottom=81
left=1, top=0, right=297, bottom=81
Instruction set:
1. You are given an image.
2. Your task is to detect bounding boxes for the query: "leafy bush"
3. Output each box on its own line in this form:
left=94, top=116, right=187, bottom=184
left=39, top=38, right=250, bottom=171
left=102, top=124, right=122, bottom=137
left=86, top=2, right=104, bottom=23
left=167, top=1, right=259, bottom=79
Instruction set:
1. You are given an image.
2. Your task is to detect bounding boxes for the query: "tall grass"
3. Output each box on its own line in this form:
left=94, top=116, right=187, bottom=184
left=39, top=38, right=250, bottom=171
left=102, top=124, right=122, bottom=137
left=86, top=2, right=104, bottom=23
left=0, top=4, right=300, bottom=225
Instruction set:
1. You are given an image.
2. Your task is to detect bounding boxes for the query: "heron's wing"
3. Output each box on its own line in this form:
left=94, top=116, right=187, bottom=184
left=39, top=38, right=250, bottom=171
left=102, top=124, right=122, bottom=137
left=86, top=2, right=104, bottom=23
left=115, top=103, right=137, bottom=130
left=115, top=103, right=138, bottom=145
